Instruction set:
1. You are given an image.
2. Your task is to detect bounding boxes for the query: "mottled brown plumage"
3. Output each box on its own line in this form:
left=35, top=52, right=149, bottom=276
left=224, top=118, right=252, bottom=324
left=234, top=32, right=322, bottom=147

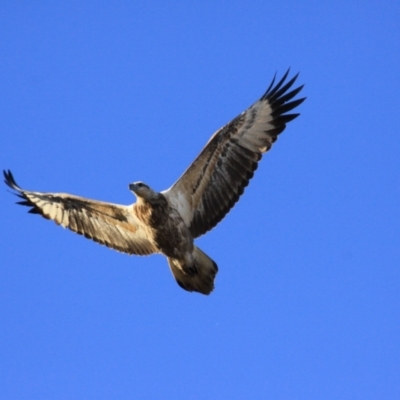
left=4, top=70, right=304, bottom=294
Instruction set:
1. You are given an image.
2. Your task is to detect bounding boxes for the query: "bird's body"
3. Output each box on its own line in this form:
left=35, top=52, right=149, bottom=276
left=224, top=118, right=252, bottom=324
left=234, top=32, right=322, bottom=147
left=130, top=186, right=216, bottom=292
left=131, top=185, right=191, bottom=260
left=5, top=70, right=305, bottom=294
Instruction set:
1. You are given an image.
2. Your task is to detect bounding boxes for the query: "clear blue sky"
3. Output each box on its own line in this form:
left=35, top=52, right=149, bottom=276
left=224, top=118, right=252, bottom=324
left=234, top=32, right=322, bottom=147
left=1, top=2, right=399, bottom=399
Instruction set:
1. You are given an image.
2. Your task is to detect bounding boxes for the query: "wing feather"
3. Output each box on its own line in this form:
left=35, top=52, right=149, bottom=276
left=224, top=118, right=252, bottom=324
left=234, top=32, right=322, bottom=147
left=4, top=170, right=156, bottom=255
left=163, top=70, right=305, bottom=237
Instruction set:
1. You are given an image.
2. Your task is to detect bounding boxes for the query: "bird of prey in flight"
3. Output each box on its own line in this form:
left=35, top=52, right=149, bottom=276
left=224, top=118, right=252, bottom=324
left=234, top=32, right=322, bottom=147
left=4, top=70, right=305, bottom=295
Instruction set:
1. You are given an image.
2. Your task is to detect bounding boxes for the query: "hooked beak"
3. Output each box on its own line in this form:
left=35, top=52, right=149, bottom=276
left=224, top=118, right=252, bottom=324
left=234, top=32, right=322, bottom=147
left=129, top=183, right=138, bottom=193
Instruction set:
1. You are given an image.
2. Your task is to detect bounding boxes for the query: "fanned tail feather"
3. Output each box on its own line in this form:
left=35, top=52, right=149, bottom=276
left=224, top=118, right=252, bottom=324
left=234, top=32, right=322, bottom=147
left=167, top=246, right=218, bottom=295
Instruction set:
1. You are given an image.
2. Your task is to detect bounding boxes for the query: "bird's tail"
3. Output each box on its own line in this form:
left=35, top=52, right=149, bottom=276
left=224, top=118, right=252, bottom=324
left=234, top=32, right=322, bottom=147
left=167, top=246, right=218, bottom=295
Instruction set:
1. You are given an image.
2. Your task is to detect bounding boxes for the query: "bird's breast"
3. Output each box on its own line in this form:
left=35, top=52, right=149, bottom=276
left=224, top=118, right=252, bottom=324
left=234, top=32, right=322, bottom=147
left=133, top=198, right=192, bottom=258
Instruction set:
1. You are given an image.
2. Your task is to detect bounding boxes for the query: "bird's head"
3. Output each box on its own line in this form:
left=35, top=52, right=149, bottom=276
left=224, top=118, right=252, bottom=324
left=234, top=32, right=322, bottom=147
left=129, top=182, right=158, bottom=201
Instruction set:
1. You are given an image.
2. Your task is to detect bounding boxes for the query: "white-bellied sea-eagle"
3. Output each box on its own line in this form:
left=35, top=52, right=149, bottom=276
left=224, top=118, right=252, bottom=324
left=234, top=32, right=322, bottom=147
left=4, top=70, right=305, bottom=295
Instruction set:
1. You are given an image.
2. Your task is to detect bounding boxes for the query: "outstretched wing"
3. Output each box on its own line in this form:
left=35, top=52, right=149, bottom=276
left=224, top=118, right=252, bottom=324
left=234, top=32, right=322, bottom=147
left=163, top=70, right=305, bottom=238
left=4, top=170, right=157, bottom=255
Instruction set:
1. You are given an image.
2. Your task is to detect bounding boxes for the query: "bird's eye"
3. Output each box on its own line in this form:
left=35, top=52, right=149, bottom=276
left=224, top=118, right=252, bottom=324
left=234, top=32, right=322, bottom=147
left=137, top=183, right=143, bottom=187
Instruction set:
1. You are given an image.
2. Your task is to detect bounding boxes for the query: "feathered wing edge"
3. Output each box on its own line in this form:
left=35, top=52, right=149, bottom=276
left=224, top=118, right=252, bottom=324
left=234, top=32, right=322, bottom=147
left=4, top=170, right=157, bottom=255
left=164, top=70, right=306, bottom=238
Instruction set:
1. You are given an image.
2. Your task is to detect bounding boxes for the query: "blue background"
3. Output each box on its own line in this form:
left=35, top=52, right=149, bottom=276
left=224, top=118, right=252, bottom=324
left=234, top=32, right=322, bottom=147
left=1, top=2, right=399, bottom=399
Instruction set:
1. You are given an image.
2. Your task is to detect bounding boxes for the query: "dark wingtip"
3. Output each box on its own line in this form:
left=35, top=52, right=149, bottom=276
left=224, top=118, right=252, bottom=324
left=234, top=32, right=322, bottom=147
left=260, top=70, right=305, bottom=125
left=262, top=68, right=299, bottom=100
left=263, top=71, right=277, bottom=96
left=3, top=169, right=20, bottom=191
